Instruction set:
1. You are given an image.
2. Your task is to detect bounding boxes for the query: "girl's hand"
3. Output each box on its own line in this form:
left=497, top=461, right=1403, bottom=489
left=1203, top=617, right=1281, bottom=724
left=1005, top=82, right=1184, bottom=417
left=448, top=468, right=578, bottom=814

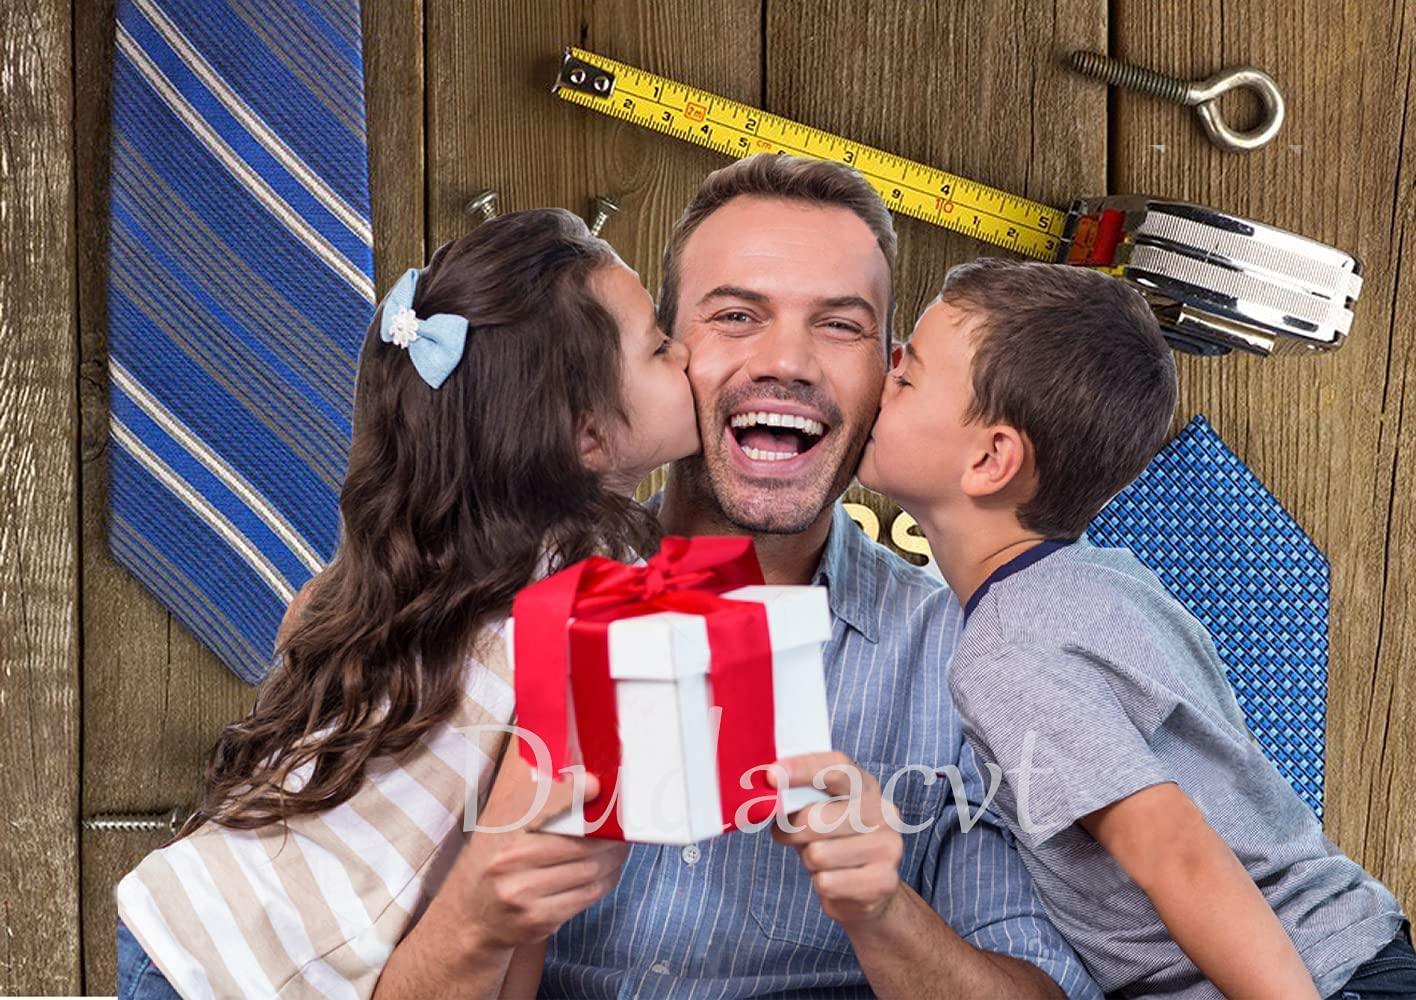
left=449, top=738, right=629, bottom=955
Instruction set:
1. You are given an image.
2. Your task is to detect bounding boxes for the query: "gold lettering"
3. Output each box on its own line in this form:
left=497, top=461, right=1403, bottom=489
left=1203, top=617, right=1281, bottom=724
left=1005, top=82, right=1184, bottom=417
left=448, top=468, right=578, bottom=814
left=842, top=502, right=881, bottom=542
left=890, top=511, right=936, bottom=569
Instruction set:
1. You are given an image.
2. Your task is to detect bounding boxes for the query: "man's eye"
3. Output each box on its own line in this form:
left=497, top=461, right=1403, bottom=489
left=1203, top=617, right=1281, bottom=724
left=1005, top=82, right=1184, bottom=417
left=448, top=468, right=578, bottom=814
left=819, top=320, right=866, bottom=338
left=714, top=310, right=754, bottom=324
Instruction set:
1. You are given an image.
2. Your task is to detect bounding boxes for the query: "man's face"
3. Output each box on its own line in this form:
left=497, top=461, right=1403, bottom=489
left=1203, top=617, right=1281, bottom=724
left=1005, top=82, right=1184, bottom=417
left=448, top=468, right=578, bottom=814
left=671, top=195, right=891, bottom=533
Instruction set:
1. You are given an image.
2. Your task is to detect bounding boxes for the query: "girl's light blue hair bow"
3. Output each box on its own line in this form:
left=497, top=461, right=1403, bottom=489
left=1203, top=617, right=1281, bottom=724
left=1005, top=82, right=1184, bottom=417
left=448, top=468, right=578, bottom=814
left=378, top=267, right=468, bottom=389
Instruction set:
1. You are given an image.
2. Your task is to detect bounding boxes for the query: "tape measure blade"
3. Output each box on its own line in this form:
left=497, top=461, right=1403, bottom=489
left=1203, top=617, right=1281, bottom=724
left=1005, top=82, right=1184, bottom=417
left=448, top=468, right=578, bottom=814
left=558, top=48, right=1065, bottom=261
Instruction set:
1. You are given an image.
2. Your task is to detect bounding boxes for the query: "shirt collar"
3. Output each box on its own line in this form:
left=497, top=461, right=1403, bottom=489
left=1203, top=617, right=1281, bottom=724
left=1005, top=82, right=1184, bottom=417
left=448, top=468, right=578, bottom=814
left=962, top=537, right=1073, bottom=622
left=811, top=502, right=881, bottom=643
left=644, top=493, right=880, bottom=643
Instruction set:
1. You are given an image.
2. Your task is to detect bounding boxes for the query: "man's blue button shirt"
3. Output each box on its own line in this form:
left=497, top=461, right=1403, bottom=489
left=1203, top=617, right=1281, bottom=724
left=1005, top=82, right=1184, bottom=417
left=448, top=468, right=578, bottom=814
left=543, top=502, right=1100, bottom=999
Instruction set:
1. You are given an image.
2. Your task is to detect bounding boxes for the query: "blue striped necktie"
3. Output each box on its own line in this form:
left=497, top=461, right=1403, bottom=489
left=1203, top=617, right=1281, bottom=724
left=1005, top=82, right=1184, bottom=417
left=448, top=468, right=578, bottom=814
left=107, top=0, right=373, bottom=683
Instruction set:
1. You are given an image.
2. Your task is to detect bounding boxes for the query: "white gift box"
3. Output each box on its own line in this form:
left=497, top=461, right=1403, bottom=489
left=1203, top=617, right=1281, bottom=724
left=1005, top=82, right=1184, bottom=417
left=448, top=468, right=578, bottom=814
left=506, top=584, right=834, bottom=844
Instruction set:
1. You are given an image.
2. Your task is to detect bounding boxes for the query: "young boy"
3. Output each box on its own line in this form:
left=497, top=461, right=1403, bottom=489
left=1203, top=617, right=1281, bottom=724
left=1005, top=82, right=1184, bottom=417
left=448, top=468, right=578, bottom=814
left=858, top=257, right=1413, bottom=999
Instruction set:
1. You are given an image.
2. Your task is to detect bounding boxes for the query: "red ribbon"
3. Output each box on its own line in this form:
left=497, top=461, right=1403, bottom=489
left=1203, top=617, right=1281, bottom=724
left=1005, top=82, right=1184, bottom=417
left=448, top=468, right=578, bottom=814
left=511, top=536, right=779, bottom=839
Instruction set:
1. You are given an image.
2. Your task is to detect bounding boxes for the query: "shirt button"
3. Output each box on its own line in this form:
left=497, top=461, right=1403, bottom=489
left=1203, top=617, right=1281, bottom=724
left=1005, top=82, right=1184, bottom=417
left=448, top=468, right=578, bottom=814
left=650, top=960, right=670, bottom=974
left=680, top=844, right=701, bottom=865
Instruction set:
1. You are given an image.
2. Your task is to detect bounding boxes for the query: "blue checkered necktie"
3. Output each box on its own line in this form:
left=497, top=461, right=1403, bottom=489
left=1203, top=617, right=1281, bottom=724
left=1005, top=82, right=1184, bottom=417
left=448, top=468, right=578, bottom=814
left=1091, top=416, right=1330, bottom=817
left=107, top=0, right=373, bottom=683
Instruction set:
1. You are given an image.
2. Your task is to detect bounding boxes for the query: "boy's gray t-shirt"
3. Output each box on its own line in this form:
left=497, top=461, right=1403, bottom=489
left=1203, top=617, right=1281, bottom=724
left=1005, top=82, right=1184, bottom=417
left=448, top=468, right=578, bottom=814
left=945, top=535, right=1405, bottom=999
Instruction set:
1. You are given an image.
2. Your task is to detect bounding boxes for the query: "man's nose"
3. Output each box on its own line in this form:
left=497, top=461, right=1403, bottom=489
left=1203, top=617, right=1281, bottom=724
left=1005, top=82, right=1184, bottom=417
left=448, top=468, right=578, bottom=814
left=744, top=321, right=823, bottom=385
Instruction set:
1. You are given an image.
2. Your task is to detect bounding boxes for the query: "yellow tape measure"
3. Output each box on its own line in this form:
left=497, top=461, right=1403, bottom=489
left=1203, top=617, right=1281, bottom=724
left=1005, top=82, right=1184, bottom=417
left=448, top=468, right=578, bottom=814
left=553, top=47, right=1067, bottom=261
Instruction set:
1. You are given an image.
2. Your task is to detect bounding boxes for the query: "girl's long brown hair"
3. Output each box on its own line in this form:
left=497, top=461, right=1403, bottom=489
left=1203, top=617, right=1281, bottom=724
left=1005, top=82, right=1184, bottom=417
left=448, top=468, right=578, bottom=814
left=169, top=209, right=660, bottom=840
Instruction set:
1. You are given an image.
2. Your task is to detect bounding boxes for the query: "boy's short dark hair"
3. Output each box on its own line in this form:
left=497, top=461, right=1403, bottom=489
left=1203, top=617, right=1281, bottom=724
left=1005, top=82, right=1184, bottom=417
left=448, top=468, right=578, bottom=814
left=939, top=257, right=1178, bottom=539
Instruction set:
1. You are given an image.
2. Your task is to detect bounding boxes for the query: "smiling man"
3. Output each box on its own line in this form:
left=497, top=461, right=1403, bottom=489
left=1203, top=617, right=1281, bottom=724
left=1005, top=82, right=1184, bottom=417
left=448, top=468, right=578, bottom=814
left=659, top=191, right=886, bottom=549
left=541, top=154, right=1101, bottom=999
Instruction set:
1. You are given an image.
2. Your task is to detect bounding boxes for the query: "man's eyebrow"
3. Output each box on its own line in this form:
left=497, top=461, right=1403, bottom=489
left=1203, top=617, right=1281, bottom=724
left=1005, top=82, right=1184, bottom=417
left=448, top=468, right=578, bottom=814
left=815, top=295, right=878, bottom=321
left=699, top=285, right=770, bottom=305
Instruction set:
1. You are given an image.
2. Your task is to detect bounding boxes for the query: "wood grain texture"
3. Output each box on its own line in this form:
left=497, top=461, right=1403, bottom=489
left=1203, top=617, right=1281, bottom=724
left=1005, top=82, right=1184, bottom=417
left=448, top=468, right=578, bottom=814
left=0, top=0, right=81, bottom=992
left=765, top=0, right=1108, bottom=548
left=1111, top=0, right=1414, bottom=908
left=424, top=0, right=760, bottom=287
left=366, top=0, right=427, bottom=286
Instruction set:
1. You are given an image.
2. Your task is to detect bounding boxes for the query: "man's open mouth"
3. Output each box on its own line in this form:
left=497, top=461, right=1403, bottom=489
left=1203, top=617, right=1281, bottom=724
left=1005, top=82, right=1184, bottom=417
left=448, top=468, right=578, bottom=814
left=727, top=407, right=830, bottom=463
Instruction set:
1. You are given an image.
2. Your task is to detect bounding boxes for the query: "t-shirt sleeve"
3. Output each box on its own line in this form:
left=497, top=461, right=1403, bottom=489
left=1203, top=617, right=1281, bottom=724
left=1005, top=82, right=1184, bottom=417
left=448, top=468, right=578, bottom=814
left=950, top=640, right=1175, bottom=851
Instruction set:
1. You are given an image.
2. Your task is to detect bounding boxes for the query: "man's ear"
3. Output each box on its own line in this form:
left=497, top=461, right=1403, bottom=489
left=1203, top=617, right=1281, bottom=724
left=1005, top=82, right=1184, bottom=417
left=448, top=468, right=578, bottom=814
left=961, top=425, right=1031, bottom=500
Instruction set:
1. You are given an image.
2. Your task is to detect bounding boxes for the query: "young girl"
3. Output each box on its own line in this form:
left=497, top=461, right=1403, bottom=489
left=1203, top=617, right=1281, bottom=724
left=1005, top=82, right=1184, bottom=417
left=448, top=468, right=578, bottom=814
left=114, top=208, right=700, bottom=999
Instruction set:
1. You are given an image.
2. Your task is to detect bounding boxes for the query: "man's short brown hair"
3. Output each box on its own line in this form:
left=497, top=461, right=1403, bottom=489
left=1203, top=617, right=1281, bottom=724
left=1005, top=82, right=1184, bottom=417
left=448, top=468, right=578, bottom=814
left=940, top=257, right=1178, bottom=539
left=658, top=153, right=898, bottom=346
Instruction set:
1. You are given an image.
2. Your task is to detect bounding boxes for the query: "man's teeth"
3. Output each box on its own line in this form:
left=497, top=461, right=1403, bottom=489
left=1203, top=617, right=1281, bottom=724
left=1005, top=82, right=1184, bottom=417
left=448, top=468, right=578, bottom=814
left=729, top=411, right=826, bottom=436
left=743, top=445, right=798, bottom=462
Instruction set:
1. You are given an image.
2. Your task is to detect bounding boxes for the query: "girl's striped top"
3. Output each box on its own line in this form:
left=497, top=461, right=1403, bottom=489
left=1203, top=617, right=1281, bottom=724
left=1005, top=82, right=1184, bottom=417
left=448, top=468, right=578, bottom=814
left=115, top=621, right=516, bottom=999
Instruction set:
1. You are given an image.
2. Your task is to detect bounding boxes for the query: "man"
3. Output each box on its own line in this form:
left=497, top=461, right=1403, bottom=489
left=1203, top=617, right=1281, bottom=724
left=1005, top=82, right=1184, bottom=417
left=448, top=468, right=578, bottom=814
left=539, top=154, right=1099, bottom=998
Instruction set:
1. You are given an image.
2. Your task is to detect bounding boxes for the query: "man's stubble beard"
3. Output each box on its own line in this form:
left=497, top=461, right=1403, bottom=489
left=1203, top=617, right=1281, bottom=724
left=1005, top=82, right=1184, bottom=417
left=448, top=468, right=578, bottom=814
left=675, top=411, right=871, bottom=537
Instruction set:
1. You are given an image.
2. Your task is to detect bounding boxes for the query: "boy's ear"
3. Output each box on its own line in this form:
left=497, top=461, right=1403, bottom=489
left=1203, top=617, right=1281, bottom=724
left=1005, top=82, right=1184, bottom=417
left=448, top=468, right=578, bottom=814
left=962, top=425, right=1032, bottom=500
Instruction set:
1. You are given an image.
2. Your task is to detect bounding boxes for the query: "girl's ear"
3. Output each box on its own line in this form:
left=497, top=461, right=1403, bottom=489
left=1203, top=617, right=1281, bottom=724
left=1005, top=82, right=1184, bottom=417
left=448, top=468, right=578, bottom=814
left=578, top=413, right=611, bottom=473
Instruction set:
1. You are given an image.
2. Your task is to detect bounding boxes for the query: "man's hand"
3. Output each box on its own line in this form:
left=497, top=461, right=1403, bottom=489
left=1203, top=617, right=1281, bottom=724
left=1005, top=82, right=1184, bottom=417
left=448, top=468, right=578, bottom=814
left=372, top=742, right=626, bottom=999
left=768, top=751, right=905, bottom=927
left=765, top=753, right=1068, bottom=999
left=449, top=739, right=629, bottom=954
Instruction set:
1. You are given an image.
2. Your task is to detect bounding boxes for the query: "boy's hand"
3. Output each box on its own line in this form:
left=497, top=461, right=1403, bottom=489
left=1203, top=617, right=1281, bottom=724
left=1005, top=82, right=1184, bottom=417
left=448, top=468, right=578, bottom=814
left=768, top=751, right=905, bottom=927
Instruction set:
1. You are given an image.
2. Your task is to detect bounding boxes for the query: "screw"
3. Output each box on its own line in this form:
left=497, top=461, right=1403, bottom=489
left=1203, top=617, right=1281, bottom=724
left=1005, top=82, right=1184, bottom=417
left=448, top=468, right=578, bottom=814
left=464, top=188, right=499, bottom=222
left=587, top=195, right=620, bottom=237
left=1068, top=51, right=1189, bottom=103
left=1066, top=51, right=1284, bottom=152
left=82, top=807, right=186, bottom=835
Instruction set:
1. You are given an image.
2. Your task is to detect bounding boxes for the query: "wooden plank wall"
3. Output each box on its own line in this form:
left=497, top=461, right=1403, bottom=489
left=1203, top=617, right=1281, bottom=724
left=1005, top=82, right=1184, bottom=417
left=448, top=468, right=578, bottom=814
left=1111, top=0, right=1416, bottom=905
left=0, top=0, right=1409, bottom=993
left=1, top=0, right=81, bottom=993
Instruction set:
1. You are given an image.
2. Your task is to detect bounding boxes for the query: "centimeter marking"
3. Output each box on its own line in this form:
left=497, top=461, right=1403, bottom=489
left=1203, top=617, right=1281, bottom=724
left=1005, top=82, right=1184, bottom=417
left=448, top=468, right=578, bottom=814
left=554, top=47, right=1068, bottom=262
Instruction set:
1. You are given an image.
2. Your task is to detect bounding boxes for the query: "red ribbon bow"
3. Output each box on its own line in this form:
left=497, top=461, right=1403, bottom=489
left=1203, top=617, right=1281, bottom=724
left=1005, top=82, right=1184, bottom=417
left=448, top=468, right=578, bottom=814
left=511, top=536, right=779, bottom=839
